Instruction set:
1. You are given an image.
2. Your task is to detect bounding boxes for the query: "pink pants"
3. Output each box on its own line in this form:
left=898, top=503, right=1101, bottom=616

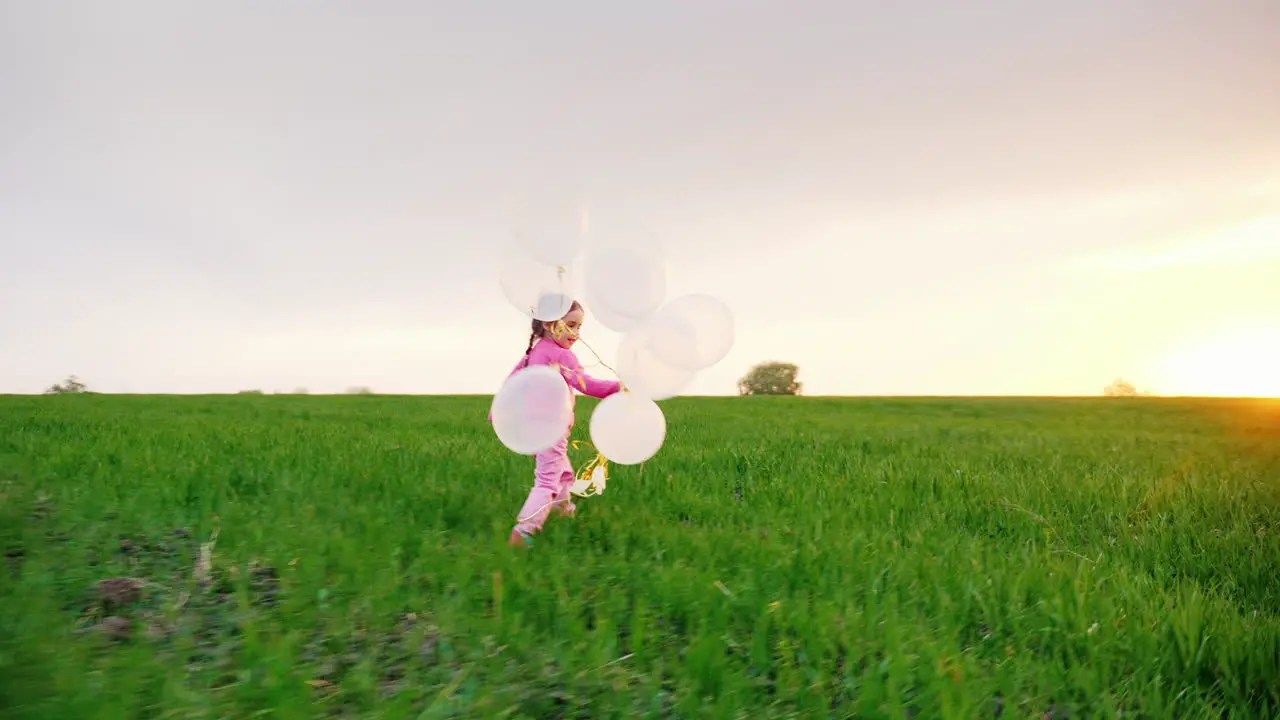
left=513, top=435, right=577, bottom=535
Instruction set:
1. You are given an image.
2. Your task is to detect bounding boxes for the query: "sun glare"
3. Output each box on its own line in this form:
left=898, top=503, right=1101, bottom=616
left=1157, top=328, right=1280, bottom=397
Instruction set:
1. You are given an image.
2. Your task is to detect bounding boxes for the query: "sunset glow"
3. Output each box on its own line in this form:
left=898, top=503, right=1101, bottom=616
left=1156, top=328, right=1280, bottom=398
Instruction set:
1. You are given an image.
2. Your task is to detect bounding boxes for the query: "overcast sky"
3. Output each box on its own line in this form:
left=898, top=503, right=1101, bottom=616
left=3, top=0, right=1278, bottom=396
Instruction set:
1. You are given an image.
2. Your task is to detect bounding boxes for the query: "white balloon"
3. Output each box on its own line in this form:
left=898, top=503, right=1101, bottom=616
left=515, top=226, right=583, bottom=269
left=582, top=242, right=667, bottom=332
left=587, top=301, right=642, bottom=334
left=497, top=243, right=579, bottom=321
left=490, top=365, right=573, bottom=455
left=590, top=392, right=667, bottom=465
left=508, top=198, right=587, bottom=267
left=616, top=322, right=695, bottom=401
left=647, top=294, right=735, bottom=371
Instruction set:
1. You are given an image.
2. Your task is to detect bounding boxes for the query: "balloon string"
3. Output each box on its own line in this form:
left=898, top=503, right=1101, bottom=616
left=567, top=333, right=630, bottom=479
left=567, top=334, right=653, bottom=484
left=572, top=333, right=626, bottom=389
left=516, top=498, right=559, bottom=524
left=547, top=318, right=628, bottom=391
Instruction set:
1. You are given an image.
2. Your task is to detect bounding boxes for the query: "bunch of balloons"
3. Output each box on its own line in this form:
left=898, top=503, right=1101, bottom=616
left=490, top=213, right=735, bottom=469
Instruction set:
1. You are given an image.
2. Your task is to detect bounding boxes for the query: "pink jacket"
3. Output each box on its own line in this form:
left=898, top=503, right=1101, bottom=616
left=491, top=338, right=622, bottom=425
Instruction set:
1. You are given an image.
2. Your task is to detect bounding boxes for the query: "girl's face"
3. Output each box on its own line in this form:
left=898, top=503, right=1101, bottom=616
left=545, top=308, right=584, bottom=349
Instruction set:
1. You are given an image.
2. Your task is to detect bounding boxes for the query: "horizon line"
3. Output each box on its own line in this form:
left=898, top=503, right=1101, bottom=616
left=3, top=392, right=1276, bottom=400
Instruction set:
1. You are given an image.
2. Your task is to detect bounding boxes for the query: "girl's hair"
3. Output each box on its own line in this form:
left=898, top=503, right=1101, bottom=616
left=525, top=299, right=583, bottom=354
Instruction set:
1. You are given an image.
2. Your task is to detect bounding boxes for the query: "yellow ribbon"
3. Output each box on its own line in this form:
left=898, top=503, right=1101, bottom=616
left=569, top=439, right=609, bottom=496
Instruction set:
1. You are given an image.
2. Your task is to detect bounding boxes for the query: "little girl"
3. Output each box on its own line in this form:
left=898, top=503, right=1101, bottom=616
left=498, top=300, right=621, bottom=547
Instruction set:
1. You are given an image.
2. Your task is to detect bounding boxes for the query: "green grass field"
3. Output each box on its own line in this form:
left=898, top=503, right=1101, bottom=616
left=1, top=394, right=1278, bottom=718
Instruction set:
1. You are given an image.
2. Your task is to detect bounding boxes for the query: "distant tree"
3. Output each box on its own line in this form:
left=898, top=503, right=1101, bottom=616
left=238, top=389, right=264, bottom=395
left=346, top=386, right=374, bottom=395
left=1103, top=378, right=1139, bottom=397
left=738, top=362, right=802, bottom=396
left=44, top=375, right=89, bottom=394
left=293, top=387, right=309, bottom=395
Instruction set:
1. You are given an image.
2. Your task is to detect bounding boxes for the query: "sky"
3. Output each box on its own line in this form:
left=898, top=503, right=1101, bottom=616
left=2, top=0, right=1278, bottom=397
